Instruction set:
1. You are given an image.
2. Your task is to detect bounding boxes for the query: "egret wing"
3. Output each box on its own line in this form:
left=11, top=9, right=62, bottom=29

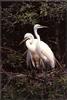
left=39, top=41, right=55, bottom=67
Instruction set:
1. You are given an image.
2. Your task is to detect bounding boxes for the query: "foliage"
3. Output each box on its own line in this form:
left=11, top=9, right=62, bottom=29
left=1, top=1, right=67, bottom=100
left=1, top=1, right=66, bottom=33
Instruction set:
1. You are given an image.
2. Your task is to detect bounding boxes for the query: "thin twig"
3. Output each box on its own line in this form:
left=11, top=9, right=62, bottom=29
left=48, top=40, right=58, bottom=45
left=1, top=46, right=16, bottom=53
left=55, top=57, right=64, bottom=70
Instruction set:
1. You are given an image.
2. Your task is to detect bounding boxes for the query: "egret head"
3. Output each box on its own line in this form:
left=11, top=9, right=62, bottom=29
left=34, top=24, right=47, bottom=30
left=24, top=33, right=34, bottom=40
left=19, top=33, right=34, bottom=45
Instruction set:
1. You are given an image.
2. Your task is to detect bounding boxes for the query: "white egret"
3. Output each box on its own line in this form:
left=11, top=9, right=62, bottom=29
left=19, top=33, right=45, bottom=68
left=19, top=24, right=55, bottom=68
left=33, top=24, right=63, bottom=70
left=33, top=24, right=55, bottom=68
left=19, top=24, right=64, bottom=70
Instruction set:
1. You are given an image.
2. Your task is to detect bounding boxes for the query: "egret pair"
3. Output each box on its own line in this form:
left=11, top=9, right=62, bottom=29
left=20, top=24, right=55, bottom=69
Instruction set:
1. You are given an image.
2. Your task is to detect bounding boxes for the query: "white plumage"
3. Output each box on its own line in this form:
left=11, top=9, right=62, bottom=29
left=20, top=24, right=55, bottom=68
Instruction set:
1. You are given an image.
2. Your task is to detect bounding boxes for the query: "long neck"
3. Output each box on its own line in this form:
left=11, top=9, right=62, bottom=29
left=34, top=28, right=40, bottom=41
left=26, top=40, right=34, bottom=52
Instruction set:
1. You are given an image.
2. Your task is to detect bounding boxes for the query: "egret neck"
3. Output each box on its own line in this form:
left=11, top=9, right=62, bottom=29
left=34, top=27, right=40, bottom=41
left=26, top=38, right=35, bottom=52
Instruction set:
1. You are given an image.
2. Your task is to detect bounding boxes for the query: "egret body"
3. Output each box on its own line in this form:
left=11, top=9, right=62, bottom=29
left=23, top=33, right=45, bottom=68
left=20, top=24, right=55, bottom=68
left=34, top=24, right=55, bottom=68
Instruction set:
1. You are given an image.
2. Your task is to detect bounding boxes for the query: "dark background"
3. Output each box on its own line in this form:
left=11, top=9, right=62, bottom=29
left=1, top=1, right=67, bottom=100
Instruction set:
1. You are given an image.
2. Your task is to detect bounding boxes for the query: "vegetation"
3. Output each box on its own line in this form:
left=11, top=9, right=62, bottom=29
left=1, top=1, right=67, bottom=100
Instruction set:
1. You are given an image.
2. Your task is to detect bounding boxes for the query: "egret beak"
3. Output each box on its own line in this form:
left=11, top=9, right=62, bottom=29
left=19, top=37, right=29, bottom=45
left=40, top=25, right=48, bottom=28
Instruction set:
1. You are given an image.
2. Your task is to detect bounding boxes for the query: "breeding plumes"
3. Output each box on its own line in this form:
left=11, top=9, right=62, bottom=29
left=19, top=24, right=55, bottom=68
